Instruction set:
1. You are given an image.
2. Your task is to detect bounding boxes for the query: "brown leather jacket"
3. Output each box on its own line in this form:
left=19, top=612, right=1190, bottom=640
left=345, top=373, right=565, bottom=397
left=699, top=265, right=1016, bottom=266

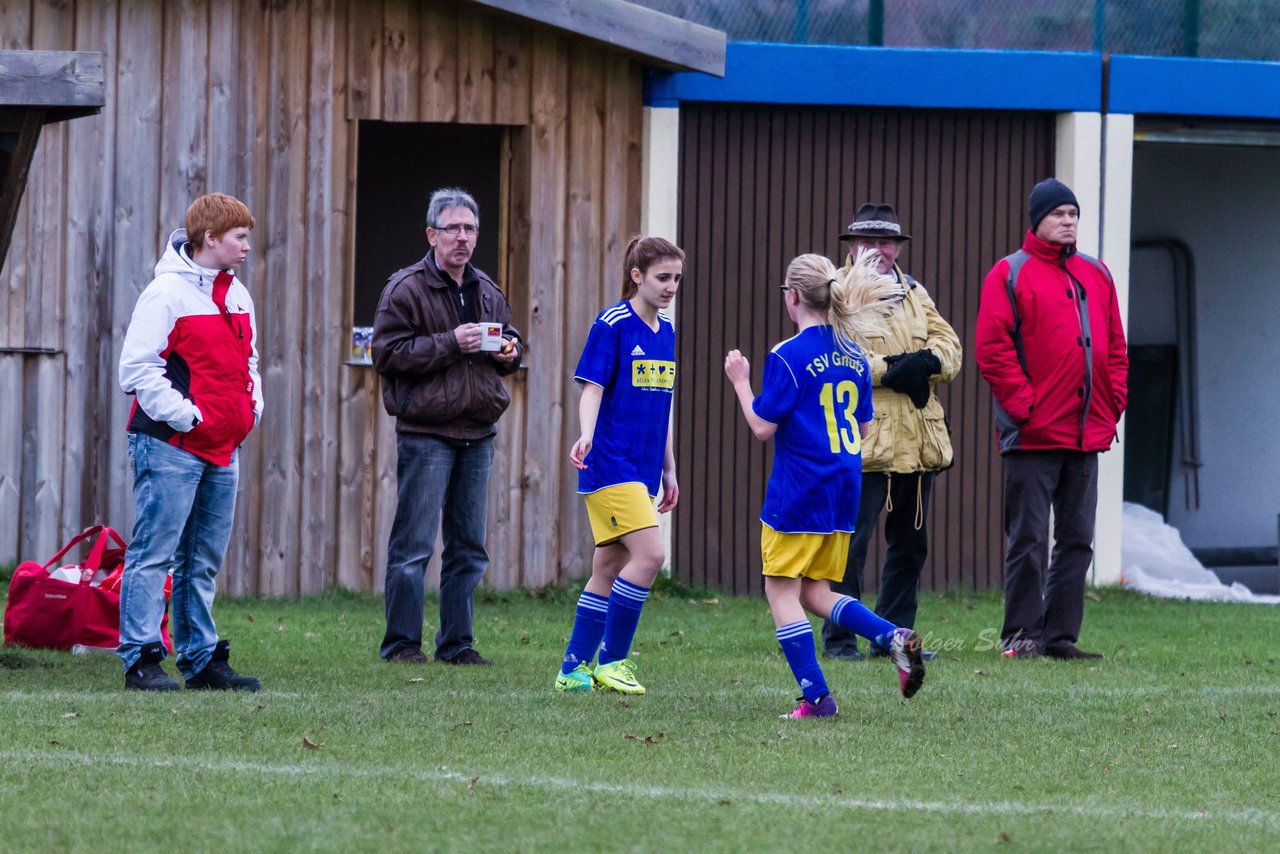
left=372, top=252, right=523, bottom=440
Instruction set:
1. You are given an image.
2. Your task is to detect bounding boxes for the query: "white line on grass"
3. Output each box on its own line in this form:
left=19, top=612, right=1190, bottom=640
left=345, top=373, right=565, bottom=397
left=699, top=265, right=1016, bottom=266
left=1, top=749, right=1274, bottom=828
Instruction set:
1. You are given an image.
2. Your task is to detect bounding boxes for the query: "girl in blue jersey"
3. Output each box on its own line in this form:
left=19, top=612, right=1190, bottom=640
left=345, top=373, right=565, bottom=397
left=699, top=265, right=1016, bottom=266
left=555, top=236, right=684, bottom=695
left=725, top=252, right=927, bottom=718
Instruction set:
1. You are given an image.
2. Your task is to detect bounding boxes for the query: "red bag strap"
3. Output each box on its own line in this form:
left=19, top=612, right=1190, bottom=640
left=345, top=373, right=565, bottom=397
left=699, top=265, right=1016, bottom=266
left=41, top=526, right=128, bottom=571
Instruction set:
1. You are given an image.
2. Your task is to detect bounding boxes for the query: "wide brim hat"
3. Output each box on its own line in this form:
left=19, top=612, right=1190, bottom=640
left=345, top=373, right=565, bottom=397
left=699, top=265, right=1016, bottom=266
left=838, top=202, right=911, bottom=242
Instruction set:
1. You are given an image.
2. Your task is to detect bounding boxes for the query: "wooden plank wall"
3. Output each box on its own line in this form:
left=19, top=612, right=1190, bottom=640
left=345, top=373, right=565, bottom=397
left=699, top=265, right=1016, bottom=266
left=0, top=0, right=643, bottom=595
left=673, top=104, right=1054, bottom=596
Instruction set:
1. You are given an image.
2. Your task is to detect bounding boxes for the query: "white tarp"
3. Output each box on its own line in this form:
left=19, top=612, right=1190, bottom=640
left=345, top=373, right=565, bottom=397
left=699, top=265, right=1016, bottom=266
left=1120, top=502, right=1280, bottom=604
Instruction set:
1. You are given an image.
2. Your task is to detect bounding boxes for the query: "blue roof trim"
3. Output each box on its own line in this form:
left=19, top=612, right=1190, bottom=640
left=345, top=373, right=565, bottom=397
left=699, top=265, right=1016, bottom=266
left=645, top=42, right=1101, bottom=111
left=1109, top=54, right=1280, bottom=119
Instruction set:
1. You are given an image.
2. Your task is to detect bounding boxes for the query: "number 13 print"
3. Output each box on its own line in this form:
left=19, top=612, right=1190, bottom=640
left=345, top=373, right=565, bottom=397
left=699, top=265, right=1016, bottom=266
left=818, top=381, right=861, bottom=455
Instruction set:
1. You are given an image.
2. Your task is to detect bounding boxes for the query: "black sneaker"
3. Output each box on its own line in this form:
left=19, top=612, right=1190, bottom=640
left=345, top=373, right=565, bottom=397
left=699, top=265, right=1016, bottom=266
left=124, top=642, right=180, bottom=692
left=1044, top=642, right=1104, bottom=661
left=387, top=646, right=430, bottom=663
left=440, top=648, right=492, bottom=666
left=823, top=647, right=866, bottom=662
left=185, top=640, right=261, bottom=692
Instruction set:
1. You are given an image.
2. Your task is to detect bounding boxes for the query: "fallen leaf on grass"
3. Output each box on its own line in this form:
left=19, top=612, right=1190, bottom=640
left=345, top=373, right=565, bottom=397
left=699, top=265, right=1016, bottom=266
left=407, top=677, right=425, bottom=684
left=302, top=736, right=324, bottom=750
left=623, top=732, right=665, bottom=745
left=1168, top=743, right=1179, bottom=749
left=256, top=703, right=266, bottom=712
left=702, top=599, right=720, bottom=605
left=467, top=776, right=480, bottom=791
left=999, top=832, right=1012, bottom=843
left=973, top=669, right=987, bottom=676
left=1085, top=591, right=1102, bottom=603
left=670, top=630, right=683, bottom=637
left=776, top=730, right=789, bottom=741
left=449, top=721, right=473, bottom=731
left=48, top=740, right=59, bottom=746
left=274, top=625, right=285, bottom=634
left=61, top=712, right=80, bottom=719
left=616, top=699, right=631, bottom=709
left=246, top=614, right=255, bottom=622
left=1144, top=705, right=1151, bottom=716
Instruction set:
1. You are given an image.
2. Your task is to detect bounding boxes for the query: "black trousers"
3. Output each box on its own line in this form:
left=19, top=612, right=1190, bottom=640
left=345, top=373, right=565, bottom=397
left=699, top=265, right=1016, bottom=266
left=822, top=471, right=934, bottom=654
left=1000, top=450, right=1098, bottom=653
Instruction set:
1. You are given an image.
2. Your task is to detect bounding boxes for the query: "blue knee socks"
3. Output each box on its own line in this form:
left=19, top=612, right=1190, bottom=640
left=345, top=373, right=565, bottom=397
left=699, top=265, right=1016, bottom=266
left=597, top=578, right=649, bottom=666
left=561, top=591, right=609, bottom=675
left=776, top=620, right=829, bottom=703
left=830, top=595, right=898, bottom=650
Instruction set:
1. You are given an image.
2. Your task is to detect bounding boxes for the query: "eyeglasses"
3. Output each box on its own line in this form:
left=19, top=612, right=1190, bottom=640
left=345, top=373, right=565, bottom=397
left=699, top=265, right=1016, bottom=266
left=435, top=223, right=478, bottom=237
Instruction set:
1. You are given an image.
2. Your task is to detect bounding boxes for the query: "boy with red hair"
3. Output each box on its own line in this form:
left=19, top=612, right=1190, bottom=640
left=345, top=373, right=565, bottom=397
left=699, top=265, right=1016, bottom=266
left=117, top=193, right=263, bottom=692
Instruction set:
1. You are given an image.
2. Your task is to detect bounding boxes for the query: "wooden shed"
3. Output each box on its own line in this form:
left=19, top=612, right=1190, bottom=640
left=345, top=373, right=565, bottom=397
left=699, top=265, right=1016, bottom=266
left=0, top=0, right=724, bottom=595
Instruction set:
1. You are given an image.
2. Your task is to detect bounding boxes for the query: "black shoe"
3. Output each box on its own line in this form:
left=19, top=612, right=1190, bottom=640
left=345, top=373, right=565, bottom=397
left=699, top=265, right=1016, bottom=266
left=823, top=647, right=866, bottom=662
left=185, top=640, right=261, bottom=692
left=124, top=643, right=180, bottom=692
left=387, top=646, right=430, bottom=663
left=1044, top=642, right=1104, bottom=661
left=440, top=648, right=492, bottom=666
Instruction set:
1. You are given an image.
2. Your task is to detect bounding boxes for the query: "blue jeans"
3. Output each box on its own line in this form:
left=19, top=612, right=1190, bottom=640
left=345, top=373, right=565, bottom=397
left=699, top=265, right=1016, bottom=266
left=117, top=433, right=238, bottom=678
left=381, top=433, right=494, bottom=661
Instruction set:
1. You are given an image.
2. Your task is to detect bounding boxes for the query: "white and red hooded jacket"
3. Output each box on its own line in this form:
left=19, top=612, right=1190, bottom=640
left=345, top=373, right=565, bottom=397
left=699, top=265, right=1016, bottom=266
left=119, top=228, right=263, bottom=466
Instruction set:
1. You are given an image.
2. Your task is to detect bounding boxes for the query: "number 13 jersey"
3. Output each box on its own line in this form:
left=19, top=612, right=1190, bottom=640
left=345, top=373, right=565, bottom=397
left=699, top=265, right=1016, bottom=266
left=752, top=325, right=873, bottom=534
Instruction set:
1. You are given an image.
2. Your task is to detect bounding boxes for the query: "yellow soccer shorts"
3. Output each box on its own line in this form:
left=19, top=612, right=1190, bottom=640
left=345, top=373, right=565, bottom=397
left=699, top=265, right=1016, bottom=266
left=760, top=524, right=851, bottom=582
left=583, top=482, right=659, bottom=546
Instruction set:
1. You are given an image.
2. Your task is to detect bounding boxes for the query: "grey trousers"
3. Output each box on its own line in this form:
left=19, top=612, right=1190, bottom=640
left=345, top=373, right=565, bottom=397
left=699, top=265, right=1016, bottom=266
left=1000, top=450, right=1098, bottom=653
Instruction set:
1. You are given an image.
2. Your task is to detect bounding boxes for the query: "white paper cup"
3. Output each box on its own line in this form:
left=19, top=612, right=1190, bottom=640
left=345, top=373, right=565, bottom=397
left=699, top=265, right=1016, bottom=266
left=479, top=322, right=504, bottom=352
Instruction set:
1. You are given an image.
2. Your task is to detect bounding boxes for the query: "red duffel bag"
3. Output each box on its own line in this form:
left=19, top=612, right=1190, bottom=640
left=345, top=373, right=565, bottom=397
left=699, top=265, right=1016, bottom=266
left=3, top=525, right=172, bottom=652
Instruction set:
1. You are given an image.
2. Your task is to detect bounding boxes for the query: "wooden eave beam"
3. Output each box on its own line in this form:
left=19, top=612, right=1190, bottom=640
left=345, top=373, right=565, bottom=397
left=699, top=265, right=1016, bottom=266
left=464, top=0, right=726, bottom=77
left=0, top=50, right=105, bottom=123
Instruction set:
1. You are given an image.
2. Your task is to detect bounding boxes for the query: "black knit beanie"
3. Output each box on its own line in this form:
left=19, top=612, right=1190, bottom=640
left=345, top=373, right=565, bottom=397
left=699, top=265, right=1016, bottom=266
left=1028, top=178, right=1079, bottom=231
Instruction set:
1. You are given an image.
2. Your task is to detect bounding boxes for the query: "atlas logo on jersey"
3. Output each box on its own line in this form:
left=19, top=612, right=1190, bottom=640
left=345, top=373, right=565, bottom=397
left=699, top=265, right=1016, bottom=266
left=632, top=360, right=675, bottom=390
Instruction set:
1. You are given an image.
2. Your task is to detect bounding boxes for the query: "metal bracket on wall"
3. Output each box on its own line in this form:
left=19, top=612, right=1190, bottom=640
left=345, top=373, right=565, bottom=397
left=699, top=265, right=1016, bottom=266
left=0, top=347, right=62, bottom=355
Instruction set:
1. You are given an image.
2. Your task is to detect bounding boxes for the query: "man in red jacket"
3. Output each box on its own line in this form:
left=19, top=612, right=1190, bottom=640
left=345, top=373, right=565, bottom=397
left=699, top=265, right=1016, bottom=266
left=975, top=178, right=1128, bottom=660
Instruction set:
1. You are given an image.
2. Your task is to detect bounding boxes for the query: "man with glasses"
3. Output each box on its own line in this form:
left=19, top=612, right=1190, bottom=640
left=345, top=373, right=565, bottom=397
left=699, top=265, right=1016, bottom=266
left=373, top=188, right=523, bottom=665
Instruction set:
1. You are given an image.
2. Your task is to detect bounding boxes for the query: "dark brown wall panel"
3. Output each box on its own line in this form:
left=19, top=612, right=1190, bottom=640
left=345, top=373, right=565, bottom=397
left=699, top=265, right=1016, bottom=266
left=673, top=104, right=1054, bottom=596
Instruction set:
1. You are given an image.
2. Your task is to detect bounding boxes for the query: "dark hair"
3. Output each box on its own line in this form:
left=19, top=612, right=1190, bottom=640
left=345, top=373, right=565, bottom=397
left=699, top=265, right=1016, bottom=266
left=621, top=236, right=685, bottom=300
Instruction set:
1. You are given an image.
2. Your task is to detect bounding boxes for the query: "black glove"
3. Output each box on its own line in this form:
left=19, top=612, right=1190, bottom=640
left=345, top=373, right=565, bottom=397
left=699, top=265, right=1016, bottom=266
left=881, top=349, right=939, bottom=409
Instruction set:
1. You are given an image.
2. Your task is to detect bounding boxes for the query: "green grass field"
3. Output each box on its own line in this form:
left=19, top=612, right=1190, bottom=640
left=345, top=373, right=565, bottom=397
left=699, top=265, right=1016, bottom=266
left=2, top=580, right=1277, bottom=852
